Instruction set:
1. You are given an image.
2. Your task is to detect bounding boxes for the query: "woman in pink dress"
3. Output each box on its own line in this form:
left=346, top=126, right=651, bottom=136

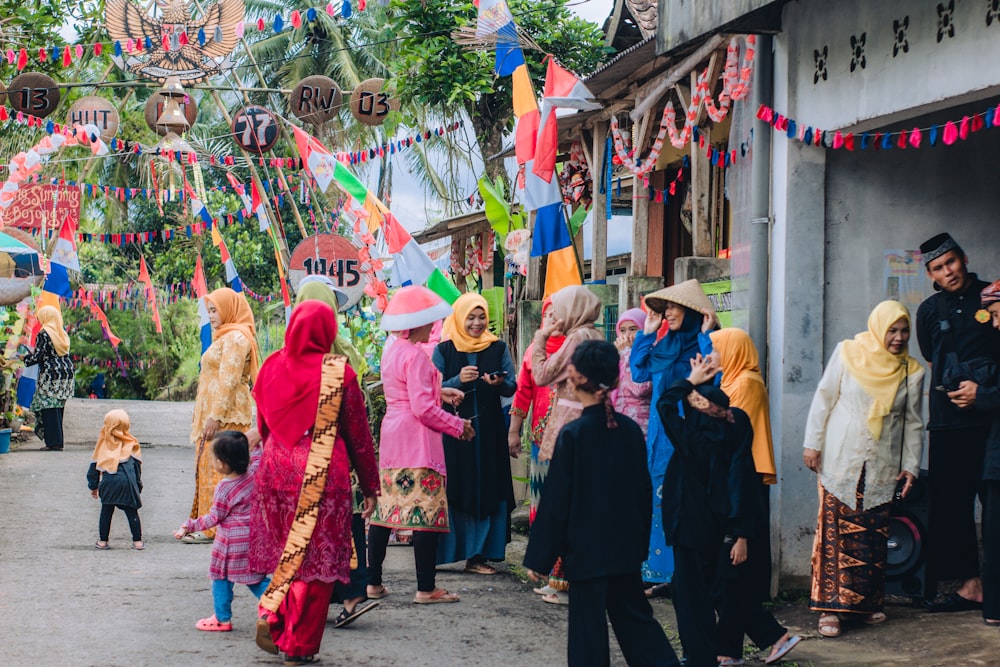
left=367, top=286, right=475, bottom=604
left=612, top=308, right=653, bottom=436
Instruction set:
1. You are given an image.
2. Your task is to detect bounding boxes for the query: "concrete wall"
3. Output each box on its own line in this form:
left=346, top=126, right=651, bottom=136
left=657, top=0, right=785, bottom=53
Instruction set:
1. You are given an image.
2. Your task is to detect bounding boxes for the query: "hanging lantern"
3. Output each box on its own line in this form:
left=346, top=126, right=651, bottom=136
left=155, top=98, right=191, bottom=134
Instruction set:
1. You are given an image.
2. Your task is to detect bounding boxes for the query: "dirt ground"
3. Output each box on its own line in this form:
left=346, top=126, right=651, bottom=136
left=0, top=399, right=996, bottom=666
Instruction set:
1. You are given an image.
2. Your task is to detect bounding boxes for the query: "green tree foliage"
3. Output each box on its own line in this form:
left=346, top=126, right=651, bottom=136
left=387, top=0, right=610, bottom=181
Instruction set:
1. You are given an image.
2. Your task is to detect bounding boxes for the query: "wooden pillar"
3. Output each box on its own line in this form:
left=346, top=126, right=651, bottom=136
left=591, top=120, right=609, bottom=281
left=632, top=176, right=649, bottom=275
left=691, top=122, right=713, bottom=257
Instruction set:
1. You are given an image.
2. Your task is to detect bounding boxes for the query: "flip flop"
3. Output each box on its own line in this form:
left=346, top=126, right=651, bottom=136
left=464, top=562, right=498, bottom=575
left=532, top=585, right=557, bottom=596
left=131, top=542, right=146, bottom=550
left=94, top=542, right=110, bottom=550
left=542, top=591, right=569, bottom=605
left=367, top=584, right=390, bottom=599
left=764, top=635, right=802, bottom=664
left=414, top=588, right=460, bottom=604
left=817, top=613, right=841, bottom=638
left=332, top=601, right=380, bottom=628
left=181, top=531, right=213, bottom=544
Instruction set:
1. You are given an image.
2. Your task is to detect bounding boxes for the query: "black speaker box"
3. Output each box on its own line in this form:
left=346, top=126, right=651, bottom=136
left=885, top=469, right=936, bottom=600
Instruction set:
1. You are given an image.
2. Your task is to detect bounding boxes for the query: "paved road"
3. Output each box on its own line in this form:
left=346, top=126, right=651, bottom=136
left=2, top=399, right=997, bottom=666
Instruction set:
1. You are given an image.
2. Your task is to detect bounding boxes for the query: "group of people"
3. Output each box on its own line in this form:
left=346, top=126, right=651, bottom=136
left=77, top=228, right=1000, bottom=667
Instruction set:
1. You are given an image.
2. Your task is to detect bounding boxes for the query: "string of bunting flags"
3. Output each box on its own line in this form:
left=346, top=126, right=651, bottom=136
left=0, top=0, right=366, bottom=73
left=0, top=110, right=464, bottom=171
left=68, top=355, right=157, bottom=371
left=757, top=103, right=1000, bottom=150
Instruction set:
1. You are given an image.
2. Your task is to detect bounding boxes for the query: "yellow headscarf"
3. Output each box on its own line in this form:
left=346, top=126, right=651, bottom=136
left=840, top=300, right=922, bottom=440
left=207, top=288, right=260, bottom=383
left=442, top=293, right=499, bottom=353
left=36, top=306, right=70, bottom=357
left=294, top=281, right=366, bottom=381
left=710, top=328, right=777, bottom=484
left=90, top=409, right=142, bottom=474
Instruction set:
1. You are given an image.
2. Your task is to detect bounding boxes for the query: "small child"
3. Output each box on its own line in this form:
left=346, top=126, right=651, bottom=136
left=657, top=355, right=799, bottom=667
left=174, top=430, right=269, bottom=632
left=88, top=409, right=144, bottom=550
left=524, top=340, right=680, bottom=667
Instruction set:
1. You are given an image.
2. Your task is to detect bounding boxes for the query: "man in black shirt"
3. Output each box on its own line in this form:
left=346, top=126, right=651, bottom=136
left=916, top=233, right=1000, bottom=612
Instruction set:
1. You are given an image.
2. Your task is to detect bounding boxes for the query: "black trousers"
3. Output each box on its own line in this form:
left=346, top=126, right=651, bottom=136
left=982, top=480, right=1000, bottom=621
left=713, top=540, right=785, bottom=658
left=928, top=427, right=987, bottom=582
left=368, top=525, right=440, bottom=593
left=671, top=546, right=719, bottom=667
left=333, top=513, right=369, bottom=604
left=39, top=407, right=64, bottom=449
left=98, top=503, right=141, bottom=542
left=567, top=572, right=679, bottom=667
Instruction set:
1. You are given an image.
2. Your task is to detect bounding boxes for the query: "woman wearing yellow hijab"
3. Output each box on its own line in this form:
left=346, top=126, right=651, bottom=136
left=802, top=300, right=925, bottom=637
left=88, top=410, right=144, bottom=549
left=25, top=306, right=75, bottom=451
left=183, top=287, right=259, bottom=544
left=432, top=293, right=516, bottom=574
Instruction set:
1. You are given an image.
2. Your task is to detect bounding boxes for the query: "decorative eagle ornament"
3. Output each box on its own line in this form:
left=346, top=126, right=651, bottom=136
left=105, top=0, right=245, bottom=83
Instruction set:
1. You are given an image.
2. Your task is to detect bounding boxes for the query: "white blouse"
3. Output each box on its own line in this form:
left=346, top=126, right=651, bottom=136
left=803, top=342, right=925, bottom=509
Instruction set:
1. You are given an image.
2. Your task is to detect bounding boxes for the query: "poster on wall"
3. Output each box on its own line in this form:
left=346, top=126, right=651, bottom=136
left=884, top=249, right=931, bottom=317
left=3, top=185, right=81, bottom=230
left=703, top=279, right=733, bottom=328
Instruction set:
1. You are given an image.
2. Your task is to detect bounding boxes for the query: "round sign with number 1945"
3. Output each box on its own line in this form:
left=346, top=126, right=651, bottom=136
left=231, top=105, right=279, bottom=153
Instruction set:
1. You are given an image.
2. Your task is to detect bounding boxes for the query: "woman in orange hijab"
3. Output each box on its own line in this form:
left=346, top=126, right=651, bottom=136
left=182, top=287, right=260, bottom=544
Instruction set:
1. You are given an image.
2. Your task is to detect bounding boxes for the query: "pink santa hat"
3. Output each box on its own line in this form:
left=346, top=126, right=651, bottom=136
left=380, top=285, right=453, bottom=333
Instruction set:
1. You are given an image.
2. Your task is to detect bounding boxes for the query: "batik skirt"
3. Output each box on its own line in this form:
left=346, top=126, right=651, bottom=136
left=810, top=474, right=890, bottom=615
left=371, top=467, right=450, bottom=533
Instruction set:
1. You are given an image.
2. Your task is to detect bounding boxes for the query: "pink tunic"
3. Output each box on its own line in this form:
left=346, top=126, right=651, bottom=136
left=379, top=338, right=465, bottom=474
left=612, top=347, right=652, bottom=436
left=183, top=451, right=262, bottom=584
left=248, top=380, right=379, bottom=584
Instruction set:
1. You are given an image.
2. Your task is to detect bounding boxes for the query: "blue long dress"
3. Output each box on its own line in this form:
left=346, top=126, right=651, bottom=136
left=630, top=312, right=712, bottom=584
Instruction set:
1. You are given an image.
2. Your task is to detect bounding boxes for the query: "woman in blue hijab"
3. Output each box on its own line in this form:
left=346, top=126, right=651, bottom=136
left=630, top=279, right=718, bottom=596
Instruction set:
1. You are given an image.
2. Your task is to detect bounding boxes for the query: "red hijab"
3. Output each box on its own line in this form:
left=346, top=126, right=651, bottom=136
left=253, top=300, right=356, bottom=445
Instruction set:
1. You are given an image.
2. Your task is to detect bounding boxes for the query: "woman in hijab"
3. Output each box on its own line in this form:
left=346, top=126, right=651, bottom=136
left=509, top=297, right=562, bottom=527
left=630, top=279, right=716, bottom=596
left=87, top=409, right=143, bottom=550
left=249, top=300, right=379, bottom=664
left=531, top=285, right=604, bottom=603
left=710, top=328, right=796, bottom=665
left=803, top=300, right=924, bottom=638
left=368, top=286, right=474, bottom=605
left=183, top=288, right=260, bottom=544
left=25, top=306, right=75, bottom=451
left=433, top=293, right=516, bottom=575
left=612, top=308, right=652, bottom=435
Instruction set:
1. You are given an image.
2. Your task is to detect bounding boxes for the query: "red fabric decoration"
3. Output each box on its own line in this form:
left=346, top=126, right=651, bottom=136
left=291, top=10, right=302, bottom=28
left=17, top=48, right=27, bottom=71
left=0, top=108, right=7, bottom=121
left=62, top=45, right=72, bottom=67
left=179, top=32, right=189, bottom=46
left=897, top=130, right=908, bottom=149
left=993, top=106, right=1000, bottom=127
left=94, top=43, right=103, bottom=56
left=844, top=133, right=855, bottom=151
left=943, top=121, right=958, bottom=145
left=832, top=131, right=844, bottom=150
left=257, top=18, right=265, bottom=31
left=908, top=127, right=922, bottom=148
left=971, top=114, right=985, bottom=133
left=39, top=47, right=47, bottom=62
left=959, top=116, right=970, bottom=140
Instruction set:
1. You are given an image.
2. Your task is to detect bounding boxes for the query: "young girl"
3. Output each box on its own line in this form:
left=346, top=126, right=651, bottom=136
left=524, top=340, right=679, bottom=667
left=88, top=409, right=143, bottom=550
left=175, top=430, right=269, bottom=632
left=657, top=356, right=799, bottom=667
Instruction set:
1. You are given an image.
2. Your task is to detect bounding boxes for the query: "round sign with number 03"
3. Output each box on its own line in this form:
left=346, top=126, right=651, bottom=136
left=231, top=105, right=279, bottom=153
left=289, top=234, right=368, bottom=309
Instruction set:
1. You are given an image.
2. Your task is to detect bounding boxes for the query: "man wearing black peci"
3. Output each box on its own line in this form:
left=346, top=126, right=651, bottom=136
left=916, top=233, right=1000, bottom=612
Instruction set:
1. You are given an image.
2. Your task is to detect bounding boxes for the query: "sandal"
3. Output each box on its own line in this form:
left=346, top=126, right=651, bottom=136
left=94, top=541, right=110, bottom=550
left=532, top=585, right=557, bottom=596
left=464, top=562, right=498, bottom=575
left=255, top=617, right=279, bottom=655
left=366, top=584, right=389, bottom=599
left=195, top=614, right=233, bottom=632
left=542, top=591, right=569, bottom=605
left=764, top=634, right=802, bottom=664
left=332, top=601, right=380, bottom=628
left=131, top=541, right=146, bottom=550
left=863, top=611, right=887, bottom=625
left=414, top=588, right=460, bottom=604
left=180, top=531, right=213, bottom=544
left=818, top=613, right=841, bottom=637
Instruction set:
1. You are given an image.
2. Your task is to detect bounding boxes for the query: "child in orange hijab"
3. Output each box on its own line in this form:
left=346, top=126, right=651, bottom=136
left=87, top=410, right=144, bottom=550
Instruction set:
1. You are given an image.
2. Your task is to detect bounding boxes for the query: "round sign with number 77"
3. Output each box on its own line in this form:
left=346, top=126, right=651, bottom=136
left=231, top=105, right=279, bottom=153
